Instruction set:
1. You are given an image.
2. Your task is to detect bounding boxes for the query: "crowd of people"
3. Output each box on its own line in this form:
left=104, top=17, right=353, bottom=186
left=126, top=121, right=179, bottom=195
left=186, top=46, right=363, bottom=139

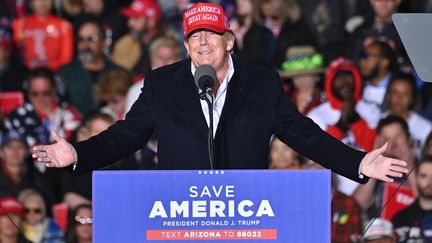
left=0, top=0, right=431, bottom=242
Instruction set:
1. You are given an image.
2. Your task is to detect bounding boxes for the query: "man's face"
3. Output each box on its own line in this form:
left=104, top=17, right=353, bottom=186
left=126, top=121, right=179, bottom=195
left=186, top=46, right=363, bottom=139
left=378, top=123, right=410, bottom=158
left=128, top=16, right=148, bottom=35
left=332, top=73, right=355, bottom=101
left=30, top=0, right=52, bottom=17
left=370, top=0, right=400, bottom=20
left=416, top=162, right=432, bottom=200
left=77, top=23, right=105, bottom=63
left=151, top=45, right=181, bottom=69
left=0, top=140, right=28, bottom=167
left=28, top=77, right=55, bottom=112
left=388, top=79, right=413, bottom=115
left=184, top=30, right=234, bottom=72
left=360, top=45, right=383, bottom=80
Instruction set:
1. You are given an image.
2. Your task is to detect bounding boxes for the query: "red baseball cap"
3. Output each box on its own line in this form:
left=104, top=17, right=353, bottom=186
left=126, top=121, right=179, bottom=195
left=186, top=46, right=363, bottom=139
left=121, top=0, right=161, bottom=20
left=0, top=197, right=24, bottom=217
left=183, top=2, right=231, bottom=37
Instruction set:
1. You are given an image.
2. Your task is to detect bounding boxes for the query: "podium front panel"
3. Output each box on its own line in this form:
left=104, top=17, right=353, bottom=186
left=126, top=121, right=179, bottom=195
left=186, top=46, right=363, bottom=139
left=93, top=170, right=330, bottom=242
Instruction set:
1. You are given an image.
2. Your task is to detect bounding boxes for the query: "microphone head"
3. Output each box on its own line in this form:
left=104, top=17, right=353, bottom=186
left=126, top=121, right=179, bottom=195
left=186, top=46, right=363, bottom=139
left=194, top=64, right=216, bottom=90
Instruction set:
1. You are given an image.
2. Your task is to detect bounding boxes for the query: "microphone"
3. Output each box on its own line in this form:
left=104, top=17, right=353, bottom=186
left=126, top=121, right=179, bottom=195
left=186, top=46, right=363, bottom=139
left=194, top=64, right=216, bottom=93
left=193, top=64, right=217, bottom=170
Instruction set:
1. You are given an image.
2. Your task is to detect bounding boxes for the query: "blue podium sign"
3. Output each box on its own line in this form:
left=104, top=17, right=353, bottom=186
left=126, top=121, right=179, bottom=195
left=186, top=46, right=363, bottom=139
left=93, top=170, right=330, bottom=242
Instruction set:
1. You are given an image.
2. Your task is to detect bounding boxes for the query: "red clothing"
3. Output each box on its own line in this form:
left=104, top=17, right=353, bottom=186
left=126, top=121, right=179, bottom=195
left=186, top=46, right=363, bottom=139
left=331, top=190, right=362, bottom=243
left=12, top=15, right=73, bottom=71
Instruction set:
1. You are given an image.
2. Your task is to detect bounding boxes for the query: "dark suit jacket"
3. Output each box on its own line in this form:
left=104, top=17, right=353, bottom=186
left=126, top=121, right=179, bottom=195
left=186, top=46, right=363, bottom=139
left=73, top=58, right=368, bottom=184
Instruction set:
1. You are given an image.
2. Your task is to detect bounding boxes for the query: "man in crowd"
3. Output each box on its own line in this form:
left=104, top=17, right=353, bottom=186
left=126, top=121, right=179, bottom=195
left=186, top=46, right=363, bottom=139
left=112, top=0, right=171, bottom=77
left=392, top=156, right=432, bottom=242
left=353, top=115, right=417, bottom=219
left=358, top=40, right=398, bottom=127
left=33, top=2, right=407, bottom=187
left=308, top=57, right=377, bottom=195
left=58, top=21, right=126, bottom=115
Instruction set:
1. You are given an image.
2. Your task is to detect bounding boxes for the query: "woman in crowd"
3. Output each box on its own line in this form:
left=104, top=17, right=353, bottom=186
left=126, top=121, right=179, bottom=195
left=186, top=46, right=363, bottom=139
left=66, top=204, right=92, bottom=243
left=18, top=189, right=64, bottom=243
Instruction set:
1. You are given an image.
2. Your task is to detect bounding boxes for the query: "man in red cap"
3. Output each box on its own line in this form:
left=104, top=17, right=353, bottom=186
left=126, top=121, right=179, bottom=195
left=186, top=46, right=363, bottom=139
left=0, top=197, right=28, bottom=243
left=112, top=0, right=170, bottom=76
left=34, top=2, right=408, bottom=187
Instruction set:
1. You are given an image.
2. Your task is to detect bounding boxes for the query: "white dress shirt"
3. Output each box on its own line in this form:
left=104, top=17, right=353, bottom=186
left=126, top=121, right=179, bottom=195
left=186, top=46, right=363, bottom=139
left=191, top=55, right=235, bottom=136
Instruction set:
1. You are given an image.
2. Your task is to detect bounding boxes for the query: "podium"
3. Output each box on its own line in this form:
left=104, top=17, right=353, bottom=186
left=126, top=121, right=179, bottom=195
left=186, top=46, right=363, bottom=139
left=93, top=170, right=331, bottom=242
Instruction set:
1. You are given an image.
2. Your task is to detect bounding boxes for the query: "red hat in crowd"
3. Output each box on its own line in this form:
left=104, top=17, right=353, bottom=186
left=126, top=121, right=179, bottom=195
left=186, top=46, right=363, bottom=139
left=183, top=2, right=231, bottom=37
left=0, top=197, right=24, bottom=217
left=121, top=0, right=161, bottom=20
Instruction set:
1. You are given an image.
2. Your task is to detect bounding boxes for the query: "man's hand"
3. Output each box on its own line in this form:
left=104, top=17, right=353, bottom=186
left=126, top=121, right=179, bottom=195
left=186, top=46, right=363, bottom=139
left=360, top=143, right=409, bottom=182
left=32, top=131, right=78, bottom=168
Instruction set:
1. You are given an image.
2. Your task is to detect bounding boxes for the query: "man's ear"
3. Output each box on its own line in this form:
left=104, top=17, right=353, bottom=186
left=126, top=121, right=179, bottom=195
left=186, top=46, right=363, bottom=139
left=225, top=33, right=235, bottom=52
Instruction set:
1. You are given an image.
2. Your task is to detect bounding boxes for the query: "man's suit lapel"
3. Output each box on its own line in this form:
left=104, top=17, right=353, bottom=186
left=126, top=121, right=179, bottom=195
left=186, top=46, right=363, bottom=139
left=172, top=60, right=208, bottom=139
left=216, top=58, right=251, bottom=136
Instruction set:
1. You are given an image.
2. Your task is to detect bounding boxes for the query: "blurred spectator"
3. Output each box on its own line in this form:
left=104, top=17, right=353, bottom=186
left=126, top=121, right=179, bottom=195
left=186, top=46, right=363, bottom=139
left=112, top=0, right=174, bottom=76
left=124, top=36, right=182, bottom=170
left=0, top=28, right=28, bottom=92
left=96, top=70, right=132, bottom=120
left=353, top=116, right=417, bottom=218
left=279, top=46, right=325, bottom=115
left=308, top=58, right=376, bottom=196
left=358, top=40, right=398, bottom=128
left=254, top=0, right=315, bottom=69
left=302, top=162, right=363, bottom=242
left=0, top=197, right=29, bottom=243
left=4, top=68, right=81, bottom=147
left=11, top=0, right=74, bottom=71
left=125, top=36, right=182, bottom=112
left=0, top=130, right=56, bottom=209
left=297, top=0, right=355, bottom=63
left=354, top=218, right=396, bottom=243
left=269, top=136, right=301, bottom=169
left=57, top=0, right=83, bottom=20
left=348, top=0, right=402, bottom=63
left=392, top=156, right=432, bottom=242
left=73, top=0, right=128, bottom=50
left=66, top=204, right=91, bottom=243
left=308, top=58, right=376, bottom=152
left=383, top=73, right=432, bottom=157
left=330, top=173, right=362, bottom=243
left=62, top=112, right=138, bottom=208
left=229, top=0, right=274, bottom=66
left=58, top=21, right=126, bottom=115
left=18, top=189, right=64, bottom=243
